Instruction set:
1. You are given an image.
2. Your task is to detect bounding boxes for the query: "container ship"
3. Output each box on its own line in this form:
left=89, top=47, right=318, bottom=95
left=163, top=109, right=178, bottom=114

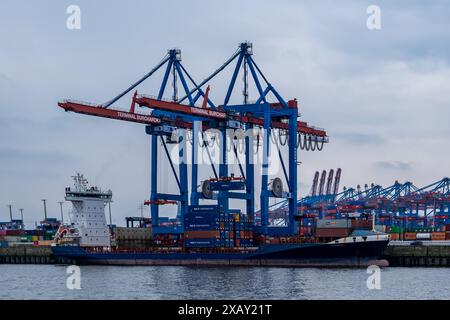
left=51, top=174, right=390, bottom=267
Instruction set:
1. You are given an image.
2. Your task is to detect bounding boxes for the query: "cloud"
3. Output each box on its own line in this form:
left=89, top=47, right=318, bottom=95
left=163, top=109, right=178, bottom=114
left=0, top=147, right=71, bottom=163
left=334, top=132, right=385, bottom=145
left=372, top=161, right=414, bottom=171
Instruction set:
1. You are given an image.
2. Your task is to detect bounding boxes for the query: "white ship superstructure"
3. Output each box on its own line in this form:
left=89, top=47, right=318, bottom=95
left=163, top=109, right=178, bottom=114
left=64, top=173, right=112, bottom=247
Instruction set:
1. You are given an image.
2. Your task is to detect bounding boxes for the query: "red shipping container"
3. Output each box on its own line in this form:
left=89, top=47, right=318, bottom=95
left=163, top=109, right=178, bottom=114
left=404, top=232, right=417, bottom=240
left=316, top=228, right=349, bottom=238
left=390, top=233, right=399, bottom=240
left=184, top=230, right=220, bottom=239
left=6, top=229, right=24, bottom=236
left=351, top=220, right=372, bottom=228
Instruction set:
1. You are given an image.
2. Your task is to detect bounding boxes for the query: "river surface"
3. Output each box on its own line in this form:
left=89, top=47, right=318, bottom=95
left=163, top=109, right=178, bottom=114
left=0, top=265, right=449, bottom=299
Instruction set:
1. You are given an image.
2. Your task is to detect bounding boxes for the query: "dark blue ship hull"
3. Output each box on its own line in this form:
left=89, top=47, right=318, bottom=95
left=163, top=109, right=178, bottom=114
left=52, top=239, right=389, bottom=267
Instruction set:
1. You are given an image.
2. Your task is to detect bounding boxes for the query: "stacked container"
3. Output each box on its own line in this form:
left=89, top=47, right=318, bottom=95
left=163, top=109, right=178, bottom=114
left=184, top=205, right=254, bottom=248
left=233, top=213, right=254, bottom=247
left=315, top=219, right=352, bottom=239
left=153, top=233, right=181, bottom=247
left=115, top=226, right=153, bottom=249
left=184, top=205, right=223, bottom=248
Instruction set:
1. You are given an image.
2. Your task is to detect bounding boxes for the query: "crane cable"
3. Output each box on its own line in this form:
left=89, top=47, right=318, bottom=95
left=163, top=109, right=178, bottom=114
left=309, top=136, right=317, bottom=151
left=279, top=129, right=288, bottom=146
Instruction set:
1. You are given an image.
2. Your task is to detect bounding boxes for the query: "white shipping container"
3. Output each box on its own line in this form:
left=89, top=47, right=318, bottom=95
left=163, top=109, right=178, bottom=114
left=317, top=219, right=351, bottom=229
left=4, top=236, right=22, bottom=242
left=416, top=233, right=431, bottom=240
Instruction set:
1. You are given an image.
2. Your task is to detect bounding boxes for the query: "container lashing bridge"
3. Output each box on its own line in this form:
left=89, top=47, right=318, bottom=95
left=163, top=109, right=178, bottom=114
left=58, top=42, right=328, bottom=236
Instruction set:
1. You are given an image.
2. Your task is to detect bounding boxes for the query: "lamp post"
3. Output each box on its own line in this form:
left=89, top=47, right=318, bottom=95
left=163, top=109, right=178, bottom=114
left=7, top=204, right=13, bottom=221
left=41, top=199, right=48, bottom=221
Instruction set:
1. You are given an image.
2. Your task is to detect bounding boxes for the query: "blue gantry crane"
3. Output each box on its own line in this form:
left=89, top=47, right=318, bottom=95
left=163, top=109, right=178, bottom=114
left=58, top=42, right=328, bottom=237
left=277, top=171, right=449, bottom=231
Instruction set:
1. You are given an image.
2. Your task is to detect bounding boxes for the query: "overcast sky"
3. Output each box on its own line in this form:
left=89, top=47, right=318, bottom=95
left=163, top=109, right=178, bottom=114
left=1, top=0, right=449, bottom=226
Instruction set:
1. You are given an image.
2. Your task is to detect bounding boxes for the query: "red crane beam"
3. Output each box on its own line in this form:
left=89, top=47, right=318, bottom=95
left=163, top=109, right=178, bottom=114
left=59, top=99, right=327, bottom=138
left=135, top=96, right=327, bottom=137
left=58, top=101, right=162, bottom=125
left=135, top=95, right=227, bottom=119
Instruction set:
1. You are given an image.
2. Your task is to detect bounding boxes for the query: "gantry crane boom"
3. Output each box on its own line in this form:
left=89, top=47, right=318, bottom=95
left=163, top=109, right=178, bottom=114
left=59, top=98, right=328, bottom=137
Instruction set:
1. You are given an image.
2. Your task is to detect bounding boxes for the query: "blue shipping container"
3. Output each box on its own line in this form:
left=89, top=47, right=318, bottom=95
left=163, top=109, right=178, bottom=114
left=184, top=214, right=219, bottom=221
left=185, top=238, right=220, bottom=248
left=188, top=205, right=224, bottom=213
left=184, top=223, right=219, bottom=231
left=209, top=181, right=245, bottom=191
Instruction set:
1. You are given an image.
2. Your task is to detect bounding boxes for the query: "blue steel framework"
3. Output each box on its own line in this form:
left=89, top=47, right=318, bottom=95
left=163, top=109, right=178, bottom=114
left=102, top=48, right=218, bottom=234
left=185, top=42, right=300, bottom=235
left=60, top=43, right=328, bottom=236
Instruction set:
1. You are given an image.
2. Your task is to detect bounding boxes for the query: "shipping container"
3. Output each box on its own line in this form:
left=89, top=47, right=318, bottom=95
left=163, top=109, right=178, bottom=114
left=8, top=242, right=34, bottom=247
left=184, top=222, right=219, bottom=231
left=416, top=233, right=431, bottom=240
left=209, top=181, right=245, bottom=191
left=431, top=232, right=446, bottom=241
left=184, top=213, right=220, bottom=220
left=37, top=240, right=53, bottom=246
left=4, top=236, right=22, bottom=242
left=317, top=219, right=351, bottom=229
left=351, top=220, right=373, bottom=229
left=184, top=230, right=220, bottom=239
left=115, top=227, right=152, bottom=240
left=390, top=226, right=404, bottom=233
left=404, top=232, right=417, bottom=240
left=188, top=205, right=224, bottom=213
left=185, top=238, right=220, bottom=248
left=390, top=233, right=399, bottom=241
left=3, top=229, right=24, bottom=236
left=315, top=228, right=349, bottom=238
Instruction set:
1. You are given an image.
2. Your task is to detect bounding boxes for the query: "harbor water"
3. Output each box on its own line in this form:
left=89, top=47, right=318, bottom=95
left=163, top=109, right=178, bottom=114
left=0, top=265, right=449, bottom=300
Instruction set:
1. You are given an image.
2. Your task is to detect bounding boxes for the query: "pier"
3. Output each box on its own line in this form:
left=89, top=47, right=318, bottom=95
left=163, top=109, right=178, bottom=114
left=383, top=242, right=450, bottom=267
left=0, top=246, right=54, bottom=264
left=2, top=242, right=450, bottom=266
